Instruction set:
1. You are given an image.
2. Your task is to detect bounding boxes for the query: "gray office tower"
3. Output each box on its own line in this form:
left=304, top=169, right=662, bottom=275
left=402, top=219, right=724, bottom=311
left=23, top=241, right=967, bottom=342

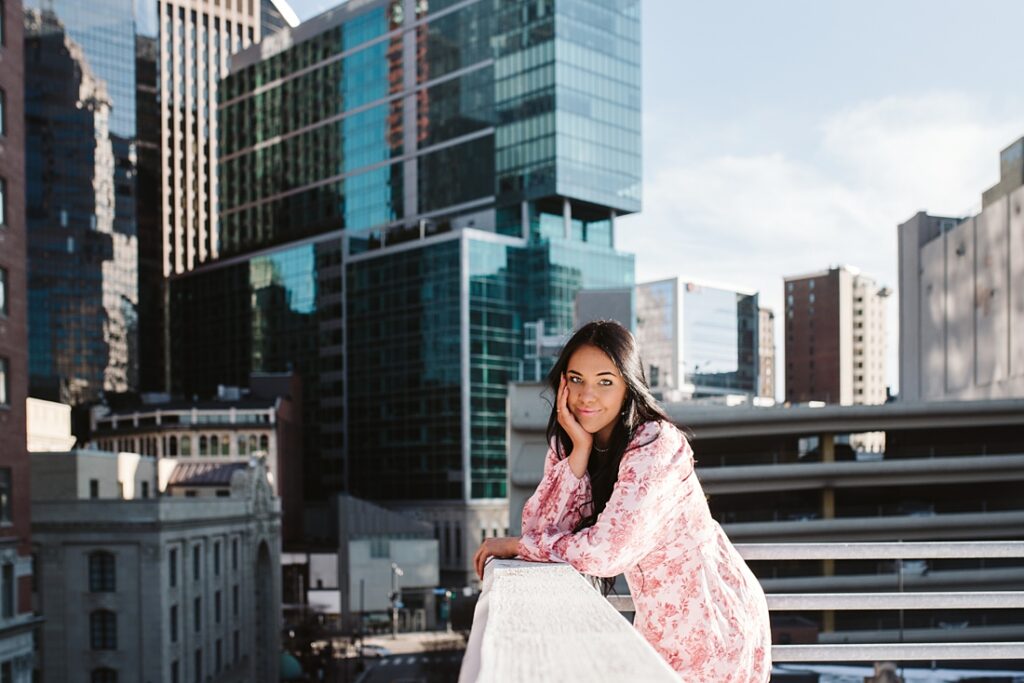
left=171, top=0, right=640, bottom=583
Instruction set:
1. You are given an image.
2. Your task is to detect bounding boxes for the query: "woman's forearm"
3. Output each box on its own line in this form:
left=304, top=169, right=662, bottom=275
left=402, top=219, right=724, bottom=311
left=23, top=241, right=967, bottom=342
left=568, top=444, right=590, bottom=479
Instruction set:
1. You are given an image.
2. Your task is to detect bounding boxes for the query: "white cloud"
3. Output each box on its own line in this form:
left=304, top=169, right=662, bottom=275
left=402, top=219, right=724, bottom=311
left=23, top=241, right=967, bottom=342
left=618, top=92, right=1022, bottom=398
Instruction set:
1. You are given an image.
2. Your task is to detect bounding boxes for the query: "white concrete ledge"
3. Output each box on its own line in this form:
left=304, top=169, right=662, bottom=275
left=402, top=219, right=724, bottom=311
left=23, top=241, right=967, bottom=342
left=459, top=560, right=678, bottom=683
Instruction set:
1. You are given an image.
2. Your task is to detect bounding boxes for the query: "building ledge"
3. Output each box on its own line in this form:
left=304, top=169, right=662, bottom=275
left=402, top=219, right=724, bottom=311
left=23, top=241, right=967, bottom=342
left=459, top=559, right=677, bottom=682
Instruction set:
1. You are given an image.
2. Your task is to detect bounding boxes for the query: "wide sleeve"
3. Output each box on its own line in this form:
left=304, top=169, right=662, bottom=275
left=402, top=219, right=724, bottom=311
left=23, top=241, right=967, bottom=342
left=518, top=425, right=693, bottom=577
left=518, top=444, right=591, bottom=541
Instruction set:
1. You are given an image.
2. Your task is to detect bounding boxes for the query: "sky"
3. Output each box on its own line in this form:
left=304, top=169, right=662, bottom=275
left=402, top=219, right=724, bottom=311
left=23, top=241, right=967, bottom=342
left=290, top=0, right=1024, bottom=397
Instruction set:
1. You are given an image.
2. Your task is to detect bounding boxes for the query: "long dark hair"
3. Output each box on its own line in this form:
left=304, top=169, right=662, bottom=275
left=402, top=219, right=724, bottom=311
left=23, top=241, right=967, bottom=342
left=546, top=320, right=671, bottom=592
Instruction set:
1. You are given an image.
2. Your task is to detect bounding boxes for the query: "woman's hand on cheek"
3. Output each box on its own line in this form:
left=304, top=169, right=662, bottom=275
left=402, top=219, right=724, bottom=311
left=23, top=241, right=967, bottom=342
left=557, top=374, right=592, bottom=454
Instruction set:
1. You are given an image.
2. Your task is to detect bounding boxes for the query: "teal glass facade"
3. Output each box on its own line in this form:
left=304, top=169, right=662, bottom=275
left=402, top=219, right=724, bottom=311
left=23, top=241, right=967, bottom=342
left=173, top=0, right=641, bottom=508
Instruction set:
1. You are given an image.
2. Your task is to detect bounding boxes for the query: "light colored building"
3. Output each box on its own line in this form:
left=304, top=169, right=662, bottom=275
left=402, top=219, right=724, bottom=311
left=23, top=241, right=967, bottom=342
left=31, top=450, right=158, bottom=501
left=32, top=456, right=281, bottom=683
left=783, top=266, right=889, bottom=407
left=635, top=278, right=760, bottom=401
left=86, top=373, right=304, bottom=545
left=26, top=397, right=76, bottom=452
left=758, top=307, right=776, bottom=400
left=158, top=0, right=256, bottom=274
left=898, top=136, right=1024, bottom=402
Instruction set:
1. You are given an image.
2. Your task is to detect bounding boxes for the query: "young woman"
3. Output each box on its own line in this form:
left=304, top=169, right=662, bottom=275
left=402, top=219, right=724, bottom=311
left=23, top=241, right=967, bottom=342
left=473, top=320, right=771, bottom=681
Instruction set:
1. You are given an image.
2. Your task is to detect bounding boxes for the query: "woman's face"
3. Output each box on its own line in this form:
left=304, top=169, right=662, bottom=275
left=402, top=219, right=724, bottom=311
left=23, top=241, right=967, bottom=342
left=565, top=344, right=628, bottom=445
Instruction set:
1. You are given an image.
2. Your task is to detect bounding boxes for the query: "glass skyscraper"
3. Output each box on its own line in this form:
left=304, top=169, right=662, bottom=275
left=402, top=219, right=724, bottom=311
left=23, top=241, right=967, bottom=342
left=24, top=6, right=139, bottom=404
left=172, top=0, right=639, bottom=582
left=636, top=278, right=760, bottom=401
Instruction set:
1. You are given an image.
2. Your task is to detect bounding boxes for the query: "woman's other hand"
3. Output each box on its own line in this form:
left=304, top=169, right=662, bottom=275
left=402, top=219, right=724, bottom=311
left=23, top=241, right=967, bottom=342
left=473, top=536, right=520, bottom=580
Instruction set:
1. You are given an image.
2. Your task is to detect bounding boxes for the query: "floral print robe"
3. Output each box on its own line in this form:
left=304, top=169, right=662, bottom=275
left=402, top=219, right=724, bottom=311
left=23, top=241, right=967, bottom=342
left=517, top=421, right=771, bottom=682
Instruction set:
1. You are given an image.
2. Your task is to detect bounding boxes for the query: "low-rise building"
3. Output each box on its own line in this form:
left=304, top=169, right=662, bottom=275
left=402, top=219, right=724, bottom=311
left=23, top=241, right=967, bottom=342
left=86, top=373, right=303, bottom=545
left=32, top=455, right=281, bottom=683
left=283, top=495, right=440, bottom=633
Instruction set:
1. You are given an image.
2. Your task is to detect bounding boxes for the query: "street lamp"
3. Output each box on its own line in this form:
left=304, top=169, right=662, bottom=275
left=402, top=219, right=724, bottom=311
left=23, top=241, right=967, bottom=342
left=390, top=563, right=404, bottom=640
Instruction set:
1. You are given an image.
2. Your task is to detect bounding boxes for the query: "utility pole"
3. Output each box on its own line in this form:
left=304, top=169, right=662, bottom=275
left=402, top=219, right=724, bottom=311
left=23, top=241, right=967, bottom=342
left=390, top=562, right=404, bottom=639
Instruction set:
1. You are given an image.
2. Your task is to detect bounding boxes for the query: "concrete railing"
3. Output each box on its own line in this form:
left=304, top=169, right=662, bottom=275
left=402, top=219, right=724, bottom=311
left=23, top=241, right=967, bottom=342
left=459, top=560, right=679, bottom=683
left=460, top=542, right=1024, bottom=681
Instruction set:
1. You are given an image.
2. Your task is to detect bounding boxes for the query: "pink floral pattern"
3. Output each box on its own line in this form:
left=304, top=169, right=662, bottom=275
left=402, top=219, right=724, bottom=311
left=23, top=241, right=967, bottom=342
left=518, top=421, right=771, bottom=682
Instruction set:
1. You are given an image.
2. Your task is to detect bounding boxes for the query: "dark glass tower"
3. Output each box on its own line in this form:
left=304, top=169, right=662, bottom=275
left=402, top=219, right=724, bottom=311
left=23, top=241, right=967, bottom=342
left=172, top=0, right=640, bottom=581
left=24, top=7, right=139, bottom=405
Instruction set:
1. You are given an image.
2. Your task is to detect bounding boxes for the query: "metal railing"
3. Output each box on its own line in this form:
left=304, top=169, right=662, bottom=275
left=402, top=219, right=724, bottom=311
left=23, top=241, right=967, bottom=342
left=609, top=541, right=1024, bottom=663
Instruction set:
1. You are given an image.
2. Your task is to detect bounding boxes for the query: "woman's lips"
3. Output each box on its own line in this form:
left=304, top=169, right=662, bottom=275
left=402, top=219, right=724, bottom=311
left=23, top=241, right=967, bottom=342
left=576, top=408, right=601, bottom=417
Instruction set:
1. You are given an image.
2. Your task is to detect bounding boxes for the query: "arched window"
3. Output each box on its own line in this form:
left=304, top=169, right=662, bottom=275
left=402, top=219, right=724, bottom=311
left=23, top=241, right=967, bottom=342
left=221, top=434, right=230, bottom=456
left=89, top=610, right=117, bottom=650
left=88, top=551, right=116, bottom=592
left=210, top=435, right=218, bottom=456
left=180, top=436, right=191, bottom=456
left=199, top=435, right=208, bottom=456
left=248, top=435, right=257, bottom=452
left=91, top=668, right=118, bottom=683
left=169, top=436, right=178, bottom=456
left=237, top=434, right=247, bottom=456
left=259, top=435, right=269, bottom=453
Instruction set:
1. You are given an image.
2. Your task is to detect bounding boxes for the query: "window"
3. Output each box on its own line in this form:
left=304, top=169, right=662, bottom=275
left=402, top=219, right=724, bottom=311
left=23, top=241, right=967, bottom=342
left=193, top=545, right=200, bottom=580
left=0, top=0, right=5, bottom=47
left=1, top=662, right=10, bottom=683
left=232, top=585, right=238, bottom=616
left=259, top=435, right=269, bottom=452
left=199, top=435, right=208, bottom=455
left=194, top=649, right=202, bottom=683
left=90, top=479, right=99, bottom=499
left=215, top=638, right=222, bottom=672
left=221, top=434, right=230, bottom=455
left=215, top=591, right=221, bottom=623
left=170, top=605, right=178, bottom=642
left=169, top=435, right=178, bottom=456
left=0, top=177, right=7, bottom=226
left=89, top=551, right=116, bottom=592
left=1, top=563, right=12, bottom=618
left=90, top=669, right=117, bottom=683
left=90, top=610, right=117, bottom=649
left=237, top=434, right=247, bottom=455
left=232, top=538, right=238, bottom=570
left=0, top=357, right=7, bottom=406
left=180, top=435, right=191, bottom=456
left=141, top=481, right=149, bottom=498
left=171, top=661, right=179, bottom=683
left=0, top=468, right=10, bottom=523
left=169, top=548, right=178, bottom=587
left=0, top=267, right=7, bottom=316
left=193, top=597, right=201, bottom=632
left=233, top=630, right=240, bottom=663
left=214, top=542, right=220, bottom=575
